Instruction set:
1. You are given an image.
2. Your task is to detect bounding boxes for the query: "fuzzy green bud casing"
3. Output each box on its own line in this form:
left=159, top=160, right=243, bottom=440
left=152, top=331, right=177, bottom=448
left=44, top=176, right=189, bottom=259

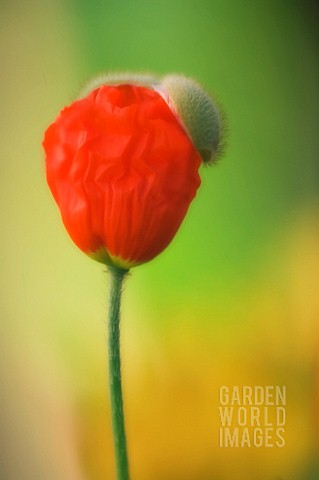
left=80, top=72, right=223, bottom=165
left=162, top=75, right=223, bottom=164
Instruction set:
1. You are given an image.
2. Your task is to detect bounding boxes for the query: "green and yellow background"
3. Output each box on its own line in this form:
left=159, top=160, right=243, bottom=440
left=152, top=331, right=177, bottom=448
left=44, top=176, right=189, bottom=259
left=1, top=1, right=318, bottom=479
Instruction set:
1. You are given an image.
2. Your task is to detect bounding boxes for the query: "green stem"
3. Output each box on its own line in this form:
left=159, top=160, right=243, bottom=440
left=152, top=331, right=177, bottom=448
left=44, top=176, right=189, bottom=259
left=107, top=265, right=130, bottom=480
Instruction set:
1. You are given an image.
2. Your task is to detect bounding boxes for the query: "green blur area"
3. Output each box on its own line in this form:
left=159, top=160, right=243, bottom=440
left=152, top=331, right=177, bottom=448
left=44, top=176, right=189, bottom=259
left=77, top=1, right=318, bottom=289
left=1, top=1, right=318, bottom=480
left=72, top=0, right=319, bottom=318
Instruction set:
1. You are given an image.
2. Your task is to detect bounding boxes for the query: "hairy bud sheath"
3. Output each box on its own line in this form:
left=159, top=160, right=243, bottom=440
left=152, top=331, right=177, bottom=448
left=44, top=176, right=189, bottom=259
left=80, top=72, right=223, bottom=164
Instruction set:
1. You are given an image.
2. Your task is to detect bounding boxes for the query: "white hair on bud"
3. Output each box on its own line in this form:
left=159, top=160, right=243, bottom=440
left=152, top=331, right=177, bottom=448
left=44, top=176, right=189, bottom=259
left=79, top=72, right=160, bottom=98
left=162, top=74, right=223, bottom=164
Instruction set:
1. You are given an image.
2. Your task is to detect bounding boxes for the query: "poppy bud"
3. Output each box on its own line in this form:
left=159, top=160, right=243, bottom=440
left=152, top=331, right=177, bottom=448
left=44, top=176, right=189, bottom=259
left=43, top=74, right=223, bottom=269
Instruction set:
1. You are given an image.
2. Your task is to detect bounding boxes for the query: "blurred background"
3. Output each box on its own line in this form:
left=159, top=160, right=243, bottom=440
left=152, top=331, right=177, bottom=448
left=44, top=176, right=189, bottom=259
left=1, top=1, right=319, bottom=479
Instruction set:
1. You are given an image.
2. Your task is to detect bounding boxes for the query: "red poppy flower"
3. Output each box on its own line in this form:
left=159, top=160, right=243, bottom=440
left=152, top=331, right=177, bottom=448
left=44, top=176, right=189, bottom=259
left=43, top=77, right=221, bottom=269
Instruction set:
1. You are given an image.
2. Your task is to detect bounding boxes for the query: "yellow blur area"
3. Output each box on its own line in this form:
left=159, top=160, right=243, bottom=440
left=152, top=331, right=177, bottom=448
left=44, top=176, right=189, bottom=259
left=1, top=2, right=318, bottom=480
left=79, top=207, right=319, bottom=480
